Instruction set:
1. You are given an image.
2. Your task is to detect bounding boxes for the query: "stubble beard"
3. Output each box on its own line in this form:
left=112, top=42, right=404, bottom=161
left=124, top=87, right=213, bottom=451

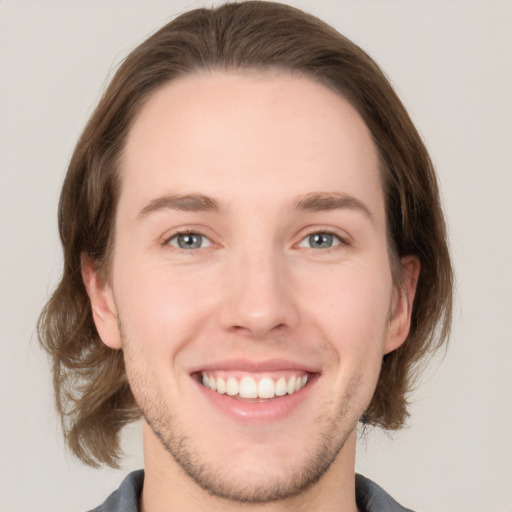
left=133, top=376, right=364, bottom=503
left=120, top=324, right=371, bottom=504
left=141, top=403, right=356, bottom=504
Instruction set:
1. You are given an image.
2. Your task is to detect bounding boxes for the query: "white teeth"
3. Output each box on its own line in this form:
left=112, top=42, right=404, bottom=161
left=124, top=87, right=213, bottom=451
left=258, top=377, right=275, bottom=399
left=226, top=376, right=239, bottom=396
left=201, top=373, right=309, bottom=399
left=239, top=376, right=258, bottom=398
left=275, top=377, right=287, bottom=396
left=216, top=377, right=226, bottom=394
left=287, top=376, right=296, bottom=395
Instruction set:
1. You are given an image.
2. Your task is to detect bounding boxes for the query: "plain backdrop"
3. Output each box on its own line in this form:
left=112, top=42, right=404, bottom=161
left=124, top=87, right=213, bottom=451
left=1, top=1, right=511, bottom=511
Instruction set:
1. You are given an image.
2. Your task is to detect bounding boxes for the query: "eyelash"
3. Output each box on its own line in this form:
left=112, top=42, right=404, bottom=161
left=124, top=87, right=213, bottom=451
left=297, top=228, right=348, bottom=251
left=164, top=228, right=349, bottom=252
left=165, top=230, right=212, bottom=251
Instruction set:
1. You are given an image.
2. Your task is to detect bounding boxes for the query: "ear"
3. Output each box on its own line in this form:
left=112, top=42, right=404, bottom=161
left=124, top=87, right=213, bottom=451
left=384, top=256, right=421, bottom=355
left=81, top=255, right=122, bottom=349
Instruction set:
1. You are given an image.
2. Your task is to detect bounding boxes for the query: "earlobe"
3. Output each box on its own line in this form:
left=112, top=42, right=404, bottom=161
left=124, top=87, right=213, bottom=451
left=81, top=255, right=122, bottom=349
left=384, top=256, right=420, bottom=354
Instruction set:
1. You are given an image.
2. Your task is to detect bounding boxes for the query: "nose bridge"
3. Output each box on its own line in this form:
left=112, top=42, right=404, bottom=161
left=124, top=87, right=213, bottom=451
left=220, top=242, right=299, bottom=336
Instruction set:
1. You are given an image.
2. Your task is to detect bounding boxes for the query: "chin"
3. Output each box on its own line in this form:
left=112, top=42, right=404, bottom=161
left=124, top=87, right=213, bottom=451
left=142, top=394, right=357, bottom=504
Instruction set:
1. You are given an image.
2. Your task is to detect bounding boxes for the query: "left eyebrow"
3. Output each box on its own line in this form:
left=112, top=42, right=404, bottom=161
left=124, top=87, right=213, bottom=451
left=291, top=192, right=374, bottom=222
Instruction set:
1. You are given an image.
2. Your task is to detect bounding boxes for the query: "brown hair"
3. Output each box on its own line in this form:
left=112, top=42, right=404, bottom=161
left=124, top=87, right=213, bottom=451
left=38, top=1, right=453, bottom=467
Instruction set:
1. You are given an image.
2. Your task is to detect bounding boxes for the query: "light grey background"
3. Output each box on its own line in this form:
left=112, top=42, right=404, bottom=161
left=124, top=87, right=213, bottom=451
left=1, top=1, right=511, bottom=510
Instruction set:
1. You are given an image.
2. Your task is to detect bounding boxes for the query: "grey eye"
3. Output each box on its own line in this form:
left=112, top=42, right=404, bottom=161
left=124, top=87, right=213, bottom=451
left=298, top=232, right=341, bottom=249
left=309, top=233, right=333, bottom=248
left=169, top=233, right=210, bottom=249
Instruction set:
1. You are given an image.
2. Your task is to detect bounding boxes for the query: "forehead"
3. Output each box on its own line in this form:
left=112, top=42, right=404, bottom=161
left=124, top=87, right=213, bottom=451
left=119, top=70, right=382, bottom=219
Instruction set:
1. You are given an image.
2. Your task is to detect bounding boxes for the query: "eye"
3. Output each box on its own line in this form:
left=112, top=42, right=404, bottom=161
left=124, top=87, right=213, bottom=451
left=298, top=232, right=342, bottom=249
left=168, top=232, right=211, bottom=250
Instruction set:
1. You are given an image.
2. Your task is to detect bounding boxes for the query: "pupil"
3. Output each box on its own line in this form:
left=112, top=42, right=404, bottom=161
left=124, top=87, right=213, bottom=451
left=310, top=233, right=332, bottom=248
left=178, top=234, right=201, bottom=249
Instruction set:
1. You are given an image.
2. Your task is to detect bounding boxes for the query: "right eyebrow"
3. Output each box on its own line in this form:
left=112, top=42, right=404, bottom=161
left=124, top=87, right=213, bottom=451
left=137, top=193, right=222, bottom=219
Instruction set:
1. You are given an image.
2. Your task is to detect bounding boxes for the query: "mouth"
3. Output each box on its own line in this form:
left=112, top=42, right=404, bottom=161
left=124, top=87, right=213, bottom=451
left=190, top=360, right=319, bottom=421
left=189, top=359, right=319, bottom=423
left=198, top=371, right=309, bottom=401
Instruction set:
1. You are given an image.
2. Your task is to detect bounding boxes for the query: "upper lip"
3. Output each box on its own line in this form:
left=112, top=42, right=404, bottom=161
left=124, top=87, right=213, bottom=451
left=188, top=358, right=321, bottom=375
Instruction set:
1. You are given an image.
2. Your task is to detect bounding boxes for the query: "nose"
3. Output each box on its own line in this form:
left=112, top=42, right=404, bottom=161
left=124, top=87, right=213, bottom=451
left=219, top=249, right=300, bottom=338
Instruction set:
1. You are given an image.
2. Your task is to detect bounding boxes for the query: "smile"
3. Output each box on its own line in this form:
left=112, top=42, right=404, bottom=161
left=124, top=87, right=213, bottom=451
left=201, top=372, right=309, bottom=400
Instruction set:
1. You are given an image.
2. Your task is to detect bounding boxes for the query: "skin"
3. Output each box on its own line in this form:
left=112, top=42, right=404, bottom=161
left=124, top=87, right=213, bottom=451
left=83, top=70, right=419, bottom=512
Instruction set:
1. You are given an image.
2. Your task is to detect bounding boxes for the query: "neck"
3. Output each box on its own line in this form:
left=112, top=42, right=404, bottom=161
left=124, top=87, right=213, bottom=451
left=140, top=422, right=359, bottom=512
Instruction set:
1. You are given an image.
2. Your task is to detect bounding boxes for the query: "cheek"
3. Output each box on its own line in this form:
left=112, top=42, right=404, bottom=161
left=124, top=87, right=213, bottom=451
left=112, top=256, right=218, bottom=353
left=303, top=264, right=393, bottom=355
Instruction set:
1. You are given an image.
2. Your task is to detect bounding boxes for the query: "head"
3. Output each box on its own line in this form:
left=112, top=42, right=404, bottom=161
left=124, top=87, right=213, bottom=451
left=39, top=0, right=452, bottom=483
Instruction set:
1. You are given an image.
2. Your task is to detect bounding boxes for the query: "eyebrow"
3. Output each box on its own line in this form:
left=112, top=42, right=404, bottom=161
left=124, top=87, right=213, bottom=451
left=137, top=191, right=373, bottom=221
left=138, top=193, right=222, bottom=218
left=291, top=192, right=374, bottom=221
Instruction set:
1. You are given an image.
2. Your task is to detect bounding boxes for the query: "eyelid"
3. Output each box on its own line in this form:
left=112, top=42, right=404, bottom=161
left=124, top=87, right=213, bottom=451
left=169, top=233, right=211, bottom=249
left=162, top=227, right=215, bottom=250
left=295, top=227, right=351, bottom=248
left=160, top=225, right=351, bottom=251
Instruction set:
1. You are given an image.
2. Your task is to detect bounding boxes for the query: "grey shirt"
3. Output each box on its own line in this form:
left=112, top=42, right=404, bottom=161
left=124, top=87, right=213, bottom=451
left=90, top=470, right=414, bottom=512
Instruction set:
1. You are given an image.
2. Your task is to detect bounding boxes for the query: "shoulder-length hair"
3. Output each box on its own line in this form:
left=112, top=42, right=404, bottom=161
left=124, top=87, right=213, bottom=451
left=38, top=1, right=453, bottom=467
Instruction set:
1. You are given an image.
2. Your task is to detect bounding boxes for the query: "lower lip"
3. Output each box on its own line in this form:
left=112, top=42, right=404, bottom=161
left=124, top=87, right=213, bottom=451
left=195, top=376, right=316, bottom=423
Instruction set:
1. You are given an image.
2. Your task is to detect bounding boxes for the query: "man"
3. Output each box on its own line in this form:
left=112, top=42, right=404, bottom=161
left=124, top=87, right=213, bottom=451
left=38, top=2, right=453, bottom=511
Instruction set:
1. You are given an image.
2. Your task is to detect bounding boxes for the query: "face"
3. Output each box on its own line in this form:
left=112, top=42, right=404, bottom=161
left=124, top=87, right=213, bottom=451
left=85, top=71, right=416, bottom=504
